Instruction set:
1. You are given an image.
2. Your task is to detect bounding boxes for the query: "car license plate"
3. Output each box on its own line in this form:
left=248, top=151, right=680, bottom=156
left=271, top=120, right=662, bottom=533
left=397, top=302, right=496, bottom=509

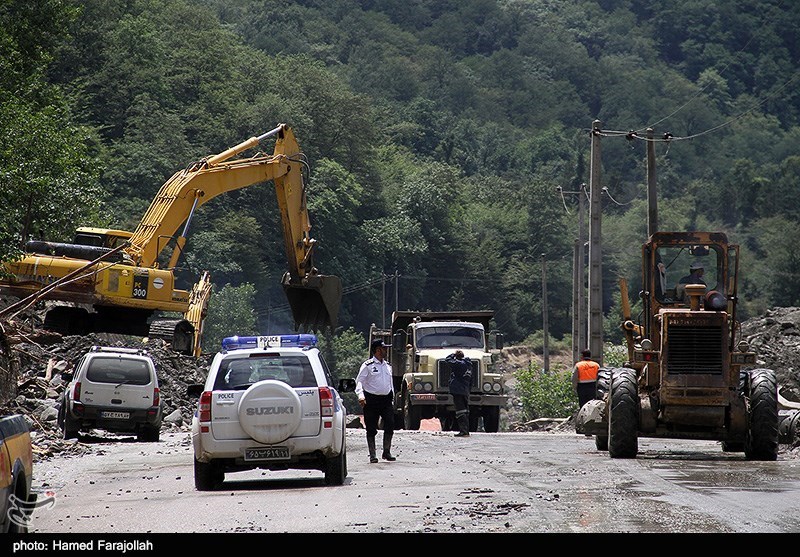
left=99, top=411, right=130, bottom=419
left=244, top=447, right=290, bottom=461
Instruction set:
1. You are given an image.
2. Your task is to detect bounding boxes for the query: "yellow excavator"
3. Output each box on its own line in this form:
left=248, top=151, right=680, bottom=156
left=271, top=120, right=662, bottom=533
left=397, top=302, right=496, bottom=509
left=0, top=125, right=342, bottom=356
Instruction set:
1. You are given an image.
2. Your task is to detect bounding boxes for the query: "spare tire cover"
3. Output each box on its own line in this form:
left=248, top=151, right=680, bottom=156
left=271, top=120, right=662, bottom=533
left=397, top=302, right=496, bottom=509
left=238, top=380, right=303, bottom=444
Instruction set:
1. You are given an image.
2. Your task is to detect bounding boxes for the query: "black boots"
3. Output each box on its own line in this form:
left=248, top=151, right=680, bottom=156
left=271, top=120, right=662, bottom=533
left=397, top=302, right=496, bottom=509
left=455, top=413, right=470, bottom=437
left=367, top=436, right=378, bottom=463
left=382, top=435, right=396, bottom=461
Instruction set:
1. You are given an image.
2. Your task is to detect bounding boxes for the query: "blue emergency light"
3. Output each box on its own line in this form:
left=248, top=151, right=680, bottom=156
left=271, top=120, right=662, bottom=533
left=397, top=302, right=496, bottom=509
left=221, top=334, right=318, bottom=351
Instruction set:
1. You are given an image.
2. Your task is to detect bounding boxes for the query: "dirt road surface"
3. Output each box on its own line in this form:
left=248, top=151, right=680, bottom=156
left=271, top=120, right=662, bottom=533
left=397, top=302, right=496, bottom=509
left=25, top=428, right=800, bottom=535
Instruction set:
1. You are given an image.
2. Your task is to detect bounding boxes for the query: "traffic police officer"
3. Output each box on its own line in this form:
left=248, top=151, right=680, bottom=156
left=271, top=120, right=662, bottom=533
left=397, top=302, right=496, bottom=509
left=356, top=339, right=396, bottom=463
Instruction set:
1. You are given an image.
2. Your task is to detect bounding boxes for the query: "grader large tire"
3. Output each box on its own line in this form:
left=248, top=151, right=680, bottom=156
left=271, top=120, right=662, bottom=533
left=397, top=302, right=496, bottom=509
left=595, top=367, right=612, bottom=399
left=608, top=368, right=639, bottom=459
left=592, top=367, right=611, bottom=451
left=745, top=369, right=779, bottom=461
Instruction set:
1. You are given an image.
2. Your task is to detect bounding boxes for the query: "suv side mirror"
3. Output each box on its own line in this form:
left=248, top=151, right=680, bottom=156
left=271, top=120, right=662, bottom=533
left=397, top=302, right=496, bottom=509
left=60, top=371, right=74, bottom=382
left=186, top=384, right=204, bottom=398
left=338, top=378, right=356, bottom=393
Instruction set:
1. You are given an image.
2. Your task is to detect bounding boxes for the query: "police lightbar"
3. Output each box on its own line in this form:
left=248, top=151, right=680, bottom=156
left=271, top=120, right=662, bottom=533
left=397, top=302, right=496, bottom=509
left=222, top=334, right=318, bottom=351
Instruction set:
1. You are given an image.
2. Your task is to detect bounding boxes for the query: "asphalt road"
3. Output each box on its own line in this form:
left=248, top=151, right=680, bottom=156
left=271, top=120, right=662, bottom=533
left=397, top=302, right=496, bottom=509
left=22, top=426, right=800, bottom=536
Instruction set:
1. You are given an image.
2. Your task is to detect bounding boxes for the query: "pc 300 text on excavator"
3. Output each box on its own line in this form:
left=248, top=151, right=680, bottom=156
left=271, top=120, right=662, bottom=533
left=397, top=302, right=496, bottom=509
left=0, top=125, right=341, bottom=356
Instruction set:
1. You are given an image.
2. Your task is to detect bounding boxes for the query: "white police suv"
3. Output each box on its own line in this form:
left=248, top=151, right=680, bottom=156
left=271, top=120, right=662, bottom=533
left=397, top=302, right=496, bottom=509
left=189, top=334, right=356, bottom=490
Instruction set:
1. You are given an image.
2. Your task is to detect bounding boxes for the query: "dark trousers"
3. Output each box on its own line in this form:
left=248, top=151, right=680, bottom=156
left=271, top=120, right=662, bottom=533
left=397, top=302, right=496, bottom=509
left=452, top=393, right=469, bottom=415
left=452, top=393, right=469, bottom=433
left=576, top=381, right=597, bottom=408
left=363, top=392, right=394, bottom=439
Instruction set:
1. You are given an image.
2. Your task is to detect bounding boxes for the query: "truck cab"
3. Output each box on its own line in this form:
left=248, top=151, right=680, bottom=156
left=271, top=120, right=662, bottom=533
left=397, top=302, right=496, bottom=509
left=370, top=310, right=506, bottom=433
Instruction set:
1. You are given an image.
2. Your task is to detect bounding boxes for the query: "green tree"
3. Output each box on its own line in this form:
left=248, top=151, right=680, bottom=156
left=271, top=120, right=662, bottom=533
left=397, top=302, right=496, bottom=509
left=202, top=283, right=258, bottom=353
left=514, top=362, right=577, bottom=420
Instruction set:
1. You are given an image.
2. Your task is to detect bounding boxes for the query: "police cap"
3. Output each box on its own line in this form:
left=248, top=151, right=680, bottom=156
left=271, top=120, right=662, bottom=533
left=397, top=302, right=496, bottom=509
left=690, top=262, right=704, bottom=271
left=370, top=338, right=389, bottom=355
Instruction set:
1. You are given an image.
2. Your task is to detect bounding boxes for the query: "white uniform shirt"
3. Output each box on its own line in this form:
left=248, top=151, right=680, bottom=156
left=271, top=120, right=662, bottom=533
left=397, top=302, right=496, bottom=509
left=355, top=357, right=393, bottom=400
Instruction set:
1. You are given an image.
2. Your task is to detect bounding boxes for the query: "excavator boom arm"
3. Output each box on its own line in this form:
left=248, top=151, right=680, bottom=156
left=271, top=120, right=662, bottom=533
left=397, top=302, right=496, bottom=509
left=126, top=125, right=309, bottom=274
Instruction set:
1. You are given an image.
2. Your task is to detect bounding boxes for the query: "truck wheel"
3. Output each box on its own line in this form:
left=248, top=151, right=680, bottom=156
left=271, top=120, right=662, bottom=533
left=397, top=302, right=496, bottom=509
left=468, top=407, right=480, bottom=432
left=745, top=368, right=779, bottom=461
left=194, top=458, right=223, bottom=491
left=595, top=435, right=609, bottom=451
left=483, top=406, right=500, bottom=433
left=439, top=415, right=455, bottom=431
left=608, top=368, right=638, bottom=458
left=394, top=409, right=405, bottom=431
left=403, top=391, right=421, bottom=430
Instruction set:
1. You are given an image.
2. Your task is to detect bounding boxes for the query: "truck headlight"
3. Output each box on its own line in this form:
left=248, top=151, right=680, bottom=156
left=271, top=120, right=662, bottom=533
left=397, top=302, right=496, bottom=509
left=482, top=382, right=492, bottom=393
left=492, top=382, right=502, bottom=393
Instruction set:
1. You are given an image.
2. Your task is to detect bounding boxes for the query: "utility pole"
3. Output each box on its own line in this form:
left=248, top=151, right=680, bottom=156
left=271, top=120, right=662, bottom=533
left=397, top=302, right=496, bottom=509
left=572, top=239, right=580, bottom=364
left=588, top=120, right=604, bottom=365
left=381, top=271, right=386, bottom=329
left=541, top=254, right=549, bottom=372
left=647, top=128, right=658, bottom=237
left=394, top=269, right=399, bottom=313
left=559, top=183, right=588, bottom=363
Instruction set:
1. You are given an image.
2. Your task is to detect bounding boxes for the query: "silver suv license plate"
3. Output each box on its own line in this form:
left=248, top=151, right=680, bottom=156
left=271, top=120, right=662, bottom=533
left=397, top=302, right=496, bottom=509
left=244, top=447, right=290, bottom=461
left=100, top=411, right=130, bottom=419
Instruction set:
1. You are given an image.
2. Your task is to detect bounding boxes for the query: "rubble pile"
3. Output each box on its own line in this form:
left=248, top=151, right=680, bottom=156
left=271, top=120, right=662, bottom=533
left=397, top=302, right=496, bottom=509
left=0, top=313, right=211, bottom=460
left=740, top=306, right=800, bottom=402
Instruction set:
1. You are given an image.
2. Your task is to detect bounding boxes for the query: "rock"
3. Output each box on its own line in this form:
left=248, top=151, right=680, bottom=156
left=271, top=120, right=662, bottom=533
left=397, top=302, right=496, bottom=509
left=164, top=409, right=183, bottom=425
left=40, top=406, right=59, bottom=422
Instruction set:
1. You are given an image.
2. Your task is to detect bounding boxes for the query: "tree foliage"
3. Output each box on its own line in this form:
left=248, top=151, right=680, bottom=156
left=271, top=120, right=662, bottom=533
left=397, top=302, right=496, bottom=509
left=2, top=0, right=799, bottom=352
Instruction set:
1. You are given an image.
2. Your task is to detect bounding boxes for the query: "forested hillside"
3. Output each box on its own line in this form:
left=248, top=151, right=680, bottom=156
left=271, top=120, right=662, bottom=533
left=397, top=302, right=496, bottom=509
left=2, top=0, right=799, bottom=351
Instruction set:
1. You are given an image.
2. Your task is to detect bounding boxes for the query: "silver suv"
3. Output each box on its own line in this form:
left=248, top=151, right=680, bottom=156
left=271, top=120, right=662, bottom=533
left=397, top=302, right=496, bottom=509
left=189, top=334, right=356, bottom=490
left=58, top=346, right=162, bottom=441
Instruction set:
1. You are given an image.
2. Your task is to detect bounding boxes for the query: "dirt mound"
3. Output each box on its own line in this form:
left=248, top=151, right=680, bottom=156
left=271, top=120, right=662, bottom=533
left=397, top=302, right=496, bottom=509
left=0, top=313, right=211, bottom=461
left=741, top=306, right=800, bottom=402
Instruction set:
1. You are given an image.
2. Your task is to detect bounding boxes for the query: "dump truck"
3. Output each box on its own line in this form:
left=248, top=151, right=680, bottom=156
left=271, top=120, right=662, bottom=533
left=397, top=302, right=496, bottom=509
left=0, top=125, right=341, bottom=356
left=369, top=310, right=506, bottom=432
left=576, top=231, right=779, bottom=460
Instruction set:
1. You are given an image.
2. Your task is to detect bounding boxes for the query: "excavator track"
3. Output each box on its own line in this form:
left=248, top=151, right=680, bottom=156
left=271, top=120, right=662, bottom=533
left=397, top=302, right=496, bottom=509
left=148, top=319, right=194, bottom=355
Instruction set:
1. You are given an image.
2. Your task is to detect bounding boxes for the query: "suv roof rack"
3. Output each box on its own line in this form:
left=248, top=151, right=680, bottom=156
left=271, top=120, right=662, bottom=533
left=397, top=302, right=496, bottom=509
left=90, top=346, right=149, bottom=356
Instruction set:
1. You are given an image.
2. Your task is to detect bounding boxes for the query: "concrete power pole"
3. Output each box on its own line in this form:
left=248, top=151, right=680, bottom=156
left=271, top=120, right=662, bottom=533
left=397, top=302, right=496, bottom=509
left=647, top=128, right=658, bottom=237
left=565, top=184, right=588, bottom=364
left=588, top=120, right=604, bottom=365
left=572, top=239, right=580, bottom=363
left=541, top=254, right=549, bottom=372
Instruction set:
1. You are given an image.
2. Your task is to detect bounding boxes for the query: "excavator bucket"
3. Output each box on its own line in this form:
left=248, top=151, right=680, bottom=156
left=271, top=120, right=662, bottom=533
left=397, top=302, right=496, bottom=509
left=282, top=273, right=342, bottom=332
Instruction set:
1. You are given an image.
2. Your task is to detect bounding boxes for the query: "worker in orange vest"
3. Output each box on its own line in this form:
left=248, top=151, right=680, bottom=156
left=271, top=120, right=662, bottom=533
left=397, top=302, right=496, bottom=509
left=572, top=349, right=600, bottom=408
